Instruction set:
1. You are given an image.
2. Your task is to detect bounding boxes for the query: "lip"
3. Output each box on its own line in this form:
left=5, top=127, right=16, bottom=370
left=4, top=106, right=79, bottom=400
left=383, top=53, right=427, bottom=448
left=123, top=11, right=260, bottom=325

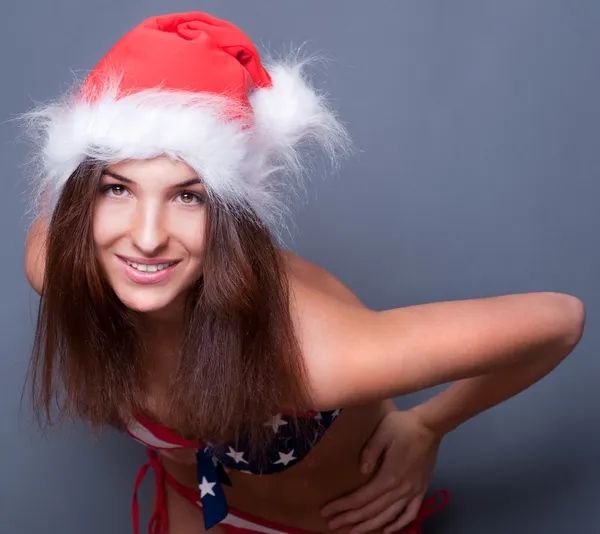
left=117, top=256, right=181, bottom=285
left=117, top=255, right=181, bottom=266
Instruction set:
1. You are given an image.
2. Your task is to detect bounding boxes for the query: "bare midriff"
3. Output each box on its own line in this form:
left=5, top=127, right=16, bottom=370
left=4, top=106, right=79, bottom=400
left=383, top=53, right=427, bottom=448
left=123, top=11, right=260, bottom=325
left=162, top=399, right=398, bottom=533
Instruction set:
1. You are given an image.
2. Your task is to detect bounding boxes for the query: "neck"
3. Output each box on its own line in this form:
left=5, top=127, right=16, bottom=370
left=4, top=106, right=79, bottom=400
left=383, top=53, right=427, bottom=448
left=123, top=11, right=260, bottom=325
left=135, top=301, right=186, bottom=391
left=137, top=295, right=188, bottom=339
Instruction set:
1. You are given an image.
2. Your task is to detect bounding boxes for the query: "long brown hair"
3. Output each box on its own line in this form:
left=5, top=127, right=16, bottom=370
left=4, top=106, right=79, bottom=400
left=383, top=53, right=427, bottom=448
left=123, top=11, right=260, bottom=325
left=29, top=161, right=310, bottom=457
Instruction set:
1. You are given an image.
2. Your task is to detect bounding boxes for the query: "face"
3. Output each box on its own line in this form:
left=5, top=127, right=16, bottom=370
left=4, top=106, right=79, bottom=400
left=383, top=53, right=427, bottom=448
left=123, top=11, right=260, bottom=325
left=93, top=156, right=208, bottom=316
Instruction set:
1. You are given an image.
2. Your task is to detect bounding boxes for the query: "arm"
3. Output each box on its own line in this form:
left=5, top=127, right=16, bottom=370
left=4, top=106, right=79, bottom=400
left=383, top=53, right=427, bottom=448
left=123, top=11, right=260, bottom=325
left=408, top=338, right=574, bottom=437
left=316, top=293, right=584, bottom=534
left=24, top=216, right=48, bottom=296
left=309, top=292, right=585, bottom=411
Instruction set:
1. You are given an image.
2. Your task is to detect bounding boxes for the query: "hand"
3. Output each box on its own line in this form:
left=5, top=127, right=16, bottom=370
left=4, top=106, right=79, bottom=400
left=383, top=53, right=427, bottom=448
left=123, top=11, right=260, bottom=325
left=320, top=409, right=442, bottom=534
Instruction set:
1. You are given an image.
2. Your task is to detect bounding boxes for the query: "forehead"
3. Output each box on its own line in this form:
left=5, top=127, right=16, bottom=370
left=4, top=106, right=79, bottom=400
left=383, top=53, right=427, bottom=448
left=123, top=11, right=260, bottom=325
left=105, top=156, right=200, bottom=185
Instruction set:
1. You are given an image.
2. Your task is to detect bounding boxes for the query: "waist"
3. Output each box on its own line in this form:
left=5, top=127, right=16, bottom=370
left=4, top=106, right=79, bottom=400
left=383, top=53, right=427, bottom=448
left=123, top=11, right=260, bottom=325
left=162, top=400, right=396, bottom=531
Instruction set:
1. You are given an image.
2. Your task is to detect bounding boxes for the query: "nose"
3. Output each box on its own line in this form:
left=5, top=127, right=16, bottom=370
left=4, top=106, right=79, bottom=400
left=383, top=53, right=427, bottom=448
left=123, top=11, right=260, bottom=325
left=130, top=200, right=168, bottom=255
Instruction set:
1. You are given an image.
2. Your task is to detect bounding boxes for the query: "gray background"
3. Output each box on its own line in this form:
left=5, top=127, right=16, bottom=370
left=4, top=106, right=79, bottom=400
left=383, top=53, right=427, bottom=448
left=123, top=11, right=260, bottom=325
left=2, top=1, right=599, bottom=533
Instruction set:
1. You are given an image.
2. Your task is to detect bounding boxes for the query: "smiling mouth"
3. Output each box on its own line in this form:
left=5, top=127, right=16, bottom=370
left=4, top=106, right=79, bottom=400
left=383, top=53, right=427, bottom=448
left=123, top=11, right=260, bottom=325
left=123, top=259, right=178, bottom=272
left=116, top=255, right=181, bottom=284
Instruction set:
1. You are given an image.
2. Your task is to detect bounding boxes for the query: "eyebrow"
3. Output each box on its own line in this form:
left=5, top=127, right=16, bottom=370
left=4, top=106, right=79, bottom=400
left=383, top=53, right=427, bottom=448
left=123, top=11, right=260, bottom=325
left=102, top=170, right=202, bottom=189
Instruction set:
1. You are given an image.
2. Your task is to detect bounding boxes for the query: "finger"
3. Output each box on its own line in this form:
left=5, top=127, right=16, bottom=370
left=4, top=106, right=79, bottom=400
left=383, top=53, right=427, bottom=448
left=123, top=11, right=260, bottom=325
left=347, top=500, right=408, bottom=534
left=359, top=426, right=390, bottom=475
left=383, top=494, right=425, bottom=534
left=321, top=473, right=394, bottom=518
left=326, top=490, right=398, bottom=530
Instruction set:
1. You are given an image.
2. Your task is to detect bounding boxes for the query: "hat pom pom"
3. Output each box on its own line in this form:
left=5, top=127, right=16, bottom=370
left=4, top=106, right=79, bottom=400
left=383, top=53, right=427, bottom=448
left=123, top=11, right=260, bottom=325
left=249, top=56, right=352, bottom=184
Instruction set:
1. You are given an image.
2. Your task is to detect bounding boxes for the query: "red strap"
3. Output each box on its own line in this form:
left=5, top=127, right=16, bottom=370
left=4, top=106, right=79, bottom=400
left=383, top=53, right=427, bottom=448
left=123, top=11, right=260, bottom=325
left=402, top=489, right=450, bottom=534
left=132, top=449, right=168, bottom=534
left=132, top=450, right=449, bottom=534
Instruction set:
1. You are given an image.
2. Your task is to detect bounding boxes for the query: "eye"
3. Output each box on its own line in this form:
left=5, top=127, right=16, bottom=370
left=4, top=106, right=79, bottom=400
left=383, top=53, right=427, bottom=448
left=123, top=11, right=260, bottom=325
left=101, top=184, right=130, bottom=198
left=177, top=191, right=203, bottom=205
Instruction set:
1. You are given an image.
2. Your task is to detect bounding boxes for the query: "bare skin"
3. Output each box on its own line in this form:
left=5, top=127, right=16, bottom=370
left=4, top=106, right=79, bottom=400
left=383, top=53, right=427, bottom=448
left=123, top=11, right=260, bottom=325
left=160, top=401, right=397, bottom=534
left=24, top=178, right=410, bottom=532
left=143, top=252, right=398, bottom=533
left=24, top=158, right=585, bottom=533
left=137, top=253, right=583, bottom=533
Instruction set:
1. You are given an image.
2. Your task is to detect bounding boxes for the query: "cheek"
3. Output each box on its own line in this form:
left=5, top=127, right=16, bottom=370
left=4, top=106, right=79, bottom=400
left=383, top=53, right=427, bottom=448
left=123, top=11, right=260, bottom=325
left=175, top=213, right=207, bottom=262
left=184, top=230, right=207, bottom=265
left=92, top=204, right=128, bottom=249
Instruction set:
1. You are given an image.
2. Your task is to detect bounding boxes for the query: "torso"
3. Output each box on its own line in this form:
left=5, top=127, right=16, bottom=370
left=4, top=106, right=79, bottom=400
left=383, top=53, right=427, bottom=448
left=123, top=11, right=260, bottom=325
left=139, top=251, right=396, bottom=532
left=162, top=399, right=397, bottom=532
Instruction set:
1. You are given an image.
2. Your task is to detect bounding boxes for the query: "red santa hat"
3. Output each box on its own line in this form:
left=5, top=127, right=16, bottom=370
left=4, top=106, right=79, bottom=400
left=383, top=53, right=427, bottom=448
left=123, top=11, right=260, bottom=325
left=24, top=11, right=350, bottom=228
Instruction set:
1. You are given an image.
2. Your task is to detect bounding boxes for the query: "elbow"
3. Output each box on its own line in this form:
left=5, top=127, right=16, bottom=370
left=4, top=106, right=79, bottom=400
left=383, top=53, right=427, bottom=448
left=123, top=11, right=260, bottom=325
left=24, top=256, right=44, bottom=296
left=566, top=294, right=586, bottom=348
left=548, top=292, right=586, bottom=351
left=24, top=218, right=48, bottom=296
left=24, top=244, right=45, bottom=296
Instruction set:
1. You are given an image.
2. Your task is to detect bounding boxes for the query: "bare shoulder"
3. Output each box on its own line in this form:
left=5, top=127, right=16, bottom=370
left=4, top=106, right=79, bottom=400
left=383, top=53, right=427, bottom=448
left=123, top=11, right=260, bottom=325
left=280, top=251, right=376, bottom=407
left=281, top=250, right=366, bottom=309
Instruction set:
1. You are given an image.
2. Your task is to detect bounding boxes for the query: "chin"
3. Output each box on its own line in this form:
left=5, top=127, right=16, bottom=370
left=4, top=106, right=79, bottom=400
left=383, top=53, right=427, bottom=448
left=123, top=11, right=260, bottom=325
left=114, top=287, right=182, bottom=314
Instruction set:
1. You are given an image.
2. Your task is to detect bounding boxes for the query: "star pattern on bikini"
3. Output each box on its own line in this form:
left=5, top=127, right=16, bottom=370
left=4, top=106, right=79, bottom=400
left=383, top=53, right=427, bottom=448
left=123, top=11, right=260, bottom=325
left=130, top=408, right=343, bottom=531
left=264, top=413, right=288, bottom=433
left=273, top=449, right=297, bottom=466
left=199, top=476, right=216, bottom=498
left=225, top=446, right=248, bottom=464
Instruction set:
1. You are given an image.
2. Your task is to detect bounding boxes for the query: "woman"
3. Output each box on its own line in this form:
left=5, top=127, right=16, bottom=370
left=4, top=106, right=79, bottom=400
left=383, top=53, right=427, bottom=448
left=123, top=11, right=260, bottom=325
left=22, top=11, right=585, bottom=534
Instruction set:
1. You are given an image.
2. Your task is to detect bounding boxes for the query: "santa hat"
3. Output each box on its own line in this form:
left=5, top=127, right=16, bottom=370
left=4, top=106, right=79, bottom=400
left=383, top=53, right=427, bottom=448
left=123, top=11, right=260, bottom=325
left=23, top=11, right=351, bottom=229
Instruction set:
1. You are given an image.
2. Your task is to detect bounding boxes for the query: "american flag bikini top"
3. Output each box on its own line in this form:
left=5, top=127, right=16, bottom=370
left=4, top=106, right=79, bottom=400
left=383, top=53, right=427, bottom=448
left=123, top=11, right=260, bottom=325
left=127, top=409, right=341, bottom=530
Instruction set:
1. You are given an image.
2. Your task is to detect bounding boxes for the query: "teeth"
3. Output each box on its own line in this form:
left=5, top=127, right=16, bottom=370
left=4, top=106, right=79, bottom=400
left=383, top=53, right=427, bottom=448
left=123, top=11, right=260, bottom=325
left=125, top=260, right=174, bottom=272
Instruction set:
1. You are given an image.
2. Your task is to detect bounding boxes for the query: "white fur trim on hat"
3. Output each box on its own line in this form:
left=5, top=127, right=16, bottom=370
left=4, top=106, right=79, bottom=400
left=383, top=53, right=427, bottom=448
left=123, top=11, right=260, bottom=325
left=22, top=58, right=352, bottom=231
